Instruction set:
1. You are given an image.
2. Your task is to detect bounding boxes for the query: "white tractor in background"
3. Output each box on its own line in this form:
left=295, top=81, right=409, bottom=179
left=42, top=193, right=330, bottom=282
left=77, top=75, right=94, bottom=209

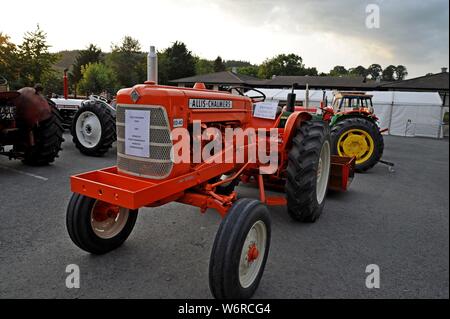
left=51, top=94, right=116, bottom=157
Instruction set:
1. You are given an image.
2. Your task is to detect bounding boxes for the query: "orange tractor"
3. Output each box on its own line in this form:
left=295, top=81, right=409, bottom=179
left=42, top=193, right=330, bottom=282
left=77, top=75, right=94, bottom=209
left=67, top=80, right=355, bottom=298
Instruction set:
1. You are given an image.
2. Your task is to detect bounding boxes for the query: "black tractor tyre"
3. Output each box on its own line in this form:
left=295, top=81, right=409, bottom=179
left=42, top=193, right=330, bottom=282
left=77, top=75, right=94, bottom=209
left=209, top=198, right=271, bottom=299
left=331, top=117, right=384, bottom=172
left=66, top=193, right=138, bottom=255
left=285, top=121, right=331, bottom=223
left=22, top=108, right=64, bottom=166
left=71, top=100, right=116, bottom=157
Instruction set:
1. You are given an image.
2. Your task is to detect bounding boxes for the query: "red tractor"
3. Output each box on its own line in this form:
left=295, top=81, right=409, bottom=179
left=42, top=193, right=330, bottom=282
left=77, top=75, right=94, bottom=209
left=0, top=79, right=64, bottom=165
left=66, top=81, right=354, bottom=299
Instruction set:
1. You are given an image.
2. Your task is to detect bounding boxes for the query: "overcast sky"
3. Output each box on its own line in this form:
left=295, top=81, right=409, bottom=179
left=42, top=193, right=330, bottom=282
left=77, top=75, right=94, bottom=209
left=1, top=0, right=448, bottom=78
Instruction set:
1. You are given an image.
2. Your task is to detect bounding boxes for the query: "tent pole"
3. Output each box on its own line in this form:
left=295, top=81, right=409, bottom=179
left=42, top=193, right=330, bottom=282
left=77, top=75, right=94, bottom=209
left=387, top=91, right=394, bottom=135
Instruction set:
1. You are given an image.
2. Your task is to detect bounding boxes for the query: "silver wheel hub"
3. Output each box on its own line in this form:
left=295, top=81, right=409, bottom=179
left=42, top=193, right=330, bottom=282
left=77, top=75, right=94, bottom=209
left=90, top=201, right=129, bottom=239
left=76, top=111, right=102, bottom=148
left=239, top=220, right=267, bottom=289
left=316, top=140, right=331, bottom=205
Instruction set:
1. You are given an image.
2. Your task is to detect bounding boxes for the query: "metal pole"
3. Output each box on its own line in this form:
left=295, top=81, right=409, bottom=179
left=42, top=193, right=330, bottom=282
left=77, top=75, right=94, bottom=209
left=147, top=46, right=158, bottom=83
left=387, top=91, right=394, bottom=135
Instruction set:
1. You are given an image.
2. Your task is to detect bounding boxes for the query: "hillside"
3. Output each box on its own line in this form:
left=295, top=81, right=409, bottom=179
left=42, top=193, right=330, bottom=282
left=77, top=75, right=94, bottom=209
left=53, top=50, right=79, bottom=72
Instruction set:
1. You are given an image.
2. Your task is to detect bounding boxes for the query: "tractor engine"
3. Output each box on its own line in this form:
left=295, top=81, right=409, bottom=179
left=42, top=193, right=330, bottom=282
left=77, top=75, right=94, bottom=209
left=115, top=82, right=255, bottom=180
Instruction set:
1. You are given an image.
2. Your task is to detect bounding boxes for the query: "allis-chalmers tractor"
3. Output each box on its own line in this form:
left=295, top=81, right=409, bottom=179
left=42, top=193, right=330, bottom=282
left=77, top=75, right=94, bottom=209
left=66, top=81, right=354, bottom=299
left=322, top=91, right=384, bottom=172
left=0, top=79, right=64, bottom=165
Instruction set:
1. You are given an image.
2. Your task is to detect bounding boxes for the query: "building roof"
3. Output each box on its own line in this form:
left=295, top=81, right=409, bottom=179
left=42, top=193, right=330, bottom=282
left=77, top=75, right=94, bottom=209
left=249, top=75, right=380, bottom=89
left=171, top=70, right=449, bottom=92
left=379, top=72, right=449, bottom=91
left=170, top=71, right=260, bottom=85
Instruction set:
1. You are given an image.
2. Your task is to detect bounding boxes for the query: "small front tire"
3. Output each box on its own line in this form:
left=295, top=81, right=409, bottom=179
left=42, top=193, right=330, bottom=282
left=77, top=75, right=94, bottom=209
left=66, top=193, right=138, bottom=255
left=209, top=198, right=271, bottom=299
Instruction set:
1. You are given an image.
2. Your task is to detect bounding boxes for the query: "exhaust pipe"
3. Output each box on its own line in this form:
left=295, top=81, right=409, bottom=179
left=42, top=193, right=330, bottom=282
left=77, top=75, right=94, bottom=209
left=147, top=46, right=158, bottom=84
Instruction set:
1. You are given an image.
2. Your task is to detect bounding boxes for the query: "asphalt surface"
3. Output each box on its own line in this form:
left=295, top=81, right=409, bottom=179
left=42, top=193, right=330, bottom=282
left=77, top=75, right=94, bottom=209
left=0, top=134, right=448, bottom=299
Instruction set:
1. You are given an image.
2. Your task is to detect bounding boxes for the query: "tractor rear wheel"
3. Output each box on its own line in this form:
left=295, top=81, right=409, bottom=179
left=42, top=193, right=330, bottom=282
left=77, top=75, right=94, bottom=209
left=209, top=198, right=271, bottom=299
left=66, top=193, right=138, bottom=255
left=22, top=108, right=64, bottom=166
left=331, top=117, right=384, bottom=172
left=71, top=100, right=116, bottom=157
left=285, top=121, right=331, bottom=222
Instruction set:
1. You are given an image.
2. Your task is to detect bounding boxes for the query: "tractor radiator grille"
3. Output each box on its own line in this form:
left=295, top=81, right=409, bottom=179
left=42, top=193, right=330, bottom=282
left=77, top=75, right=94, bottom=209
left=116, top=104, right=173, bottom=179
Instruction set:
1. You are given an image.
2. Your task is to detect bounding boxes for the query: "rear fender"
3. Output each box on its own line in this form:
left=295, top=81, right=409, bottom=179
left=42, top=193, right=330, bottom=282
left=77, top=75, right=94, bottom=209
left=280, top=111, right=312, bottom=154
left=14, top=87, right=53, bottom=127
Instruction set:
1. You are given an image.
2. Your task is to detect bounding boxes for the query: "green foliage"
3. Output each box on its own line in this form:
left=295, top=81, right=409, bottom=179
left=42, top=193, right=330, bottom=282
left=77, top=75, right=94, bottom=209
left=258, top=54, right=306, bottom=79
left=213, top=56, right=226, bottom=72
left=106, top=36, right=146, bottom=88
left=18, top=25, right=60, bottom=87
left=329, top=65, right=348, bottom=76
left=367, top=64, right=383, bottom=80
left=225, top=60, right=252, bottom=68
left=0, top=33, right=20, bottom=88
left=77, top=63, right=117, bottom=95
left=195, top=58, right=214, bottom=75
left=41, top=69, right=63, bottom=95
left=158, top=41, right=196, bottom=84
left=395, top=65, right=408, bottom=81
left=382, top=65, right=397, bottom=81
left=349, top=65, right=368, bottom=77
left=71, top=44, right=103, bottom=87
left=237, top=65, right=259, bottom=78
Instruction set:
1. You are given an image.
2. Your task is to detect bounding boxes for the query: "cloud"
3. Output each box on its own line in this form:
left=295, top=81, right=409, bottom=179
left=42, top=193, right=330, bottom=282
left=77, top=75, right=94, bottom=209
left=213, top=0, right=449, bottom=74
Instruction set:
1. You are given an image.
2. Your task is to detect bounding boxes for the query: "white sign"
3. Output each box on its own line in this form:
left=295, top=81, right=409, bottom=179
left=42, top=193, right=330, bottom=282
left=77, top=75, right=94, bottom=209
left=189, top=99, right=232, bottom=109
left=125, top=109, right=150, bottom=158
left=253, top=101, right=279, bottom=119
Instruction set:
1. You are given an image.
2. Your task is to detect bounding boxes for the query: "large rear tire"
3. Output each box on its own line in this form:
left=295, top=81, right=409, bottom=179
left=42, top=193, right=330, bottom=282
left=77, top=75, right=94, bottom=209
left=66, top=193, right=138, bottom=255
left=22, top=108, right=64, bottom=166
left=331, top=117, right=384, bottom=172
left=285, top=121, right=331, bottom=222
left=209, top=198, right=271, bottom=299
left=71, top=100, right=116, bottom=157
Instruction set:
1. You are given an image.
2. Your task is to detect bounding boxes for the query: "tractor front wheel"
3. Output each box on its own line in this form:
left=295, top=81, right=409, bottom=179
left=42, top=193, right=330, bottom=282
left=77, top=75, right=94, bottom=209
left=331, top=117, right=384, bottom=172
left=66, top=193, right=138, bottom=254
left=209, top=198, right=271, bottom=299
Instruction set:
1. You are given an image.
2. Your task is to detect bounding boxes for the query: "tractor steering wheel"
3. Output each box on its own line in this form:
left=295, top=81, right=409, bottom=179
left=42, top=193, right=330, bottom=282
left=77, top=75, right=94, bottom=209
left=229, top=86, right=266, bottom=103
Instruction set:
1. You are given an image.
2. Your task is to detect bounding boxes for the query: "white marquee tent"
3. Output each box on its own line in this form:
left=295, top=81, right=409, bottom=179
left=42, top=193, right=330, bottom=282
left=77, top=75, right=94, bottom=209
left=247, top=89, right=445, bottom=138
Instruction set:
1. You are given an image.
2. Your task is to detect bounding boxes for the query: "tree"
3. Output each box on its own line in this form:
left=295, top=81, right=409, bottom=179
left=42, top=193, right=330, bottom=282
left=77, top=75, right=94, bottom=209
left=329, top=66, right=348, bottom=76
left=225, top=60, right=253, bottom=68
left=41, top=70, right=64, bottom=96
left=213, top=56, right=226, bottom=72
left=71, top=44, right=103, bottom=93
left=349, top=65, right=368, bottom=77
left=238, top=65, right=259, bottom=78
left=158, top=41, right=196, bottom=84
left=106, top=36, right=146, bottom=88
left=258, top=54, right=306, bottom=79
left=382, top=65, right=396, bottom=82
left=195, top=58, right=214, bottom=75
left=0, top=33, right=20, bottom=88
left=18, top=25, right=60, bottom=87
left=367, top=64, right=383, bottom=80
left=303, top=67, right=318, bottom=76
left=395, top=65, right=408, bottom=80
left=77, top=63, right=117, bottom=96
